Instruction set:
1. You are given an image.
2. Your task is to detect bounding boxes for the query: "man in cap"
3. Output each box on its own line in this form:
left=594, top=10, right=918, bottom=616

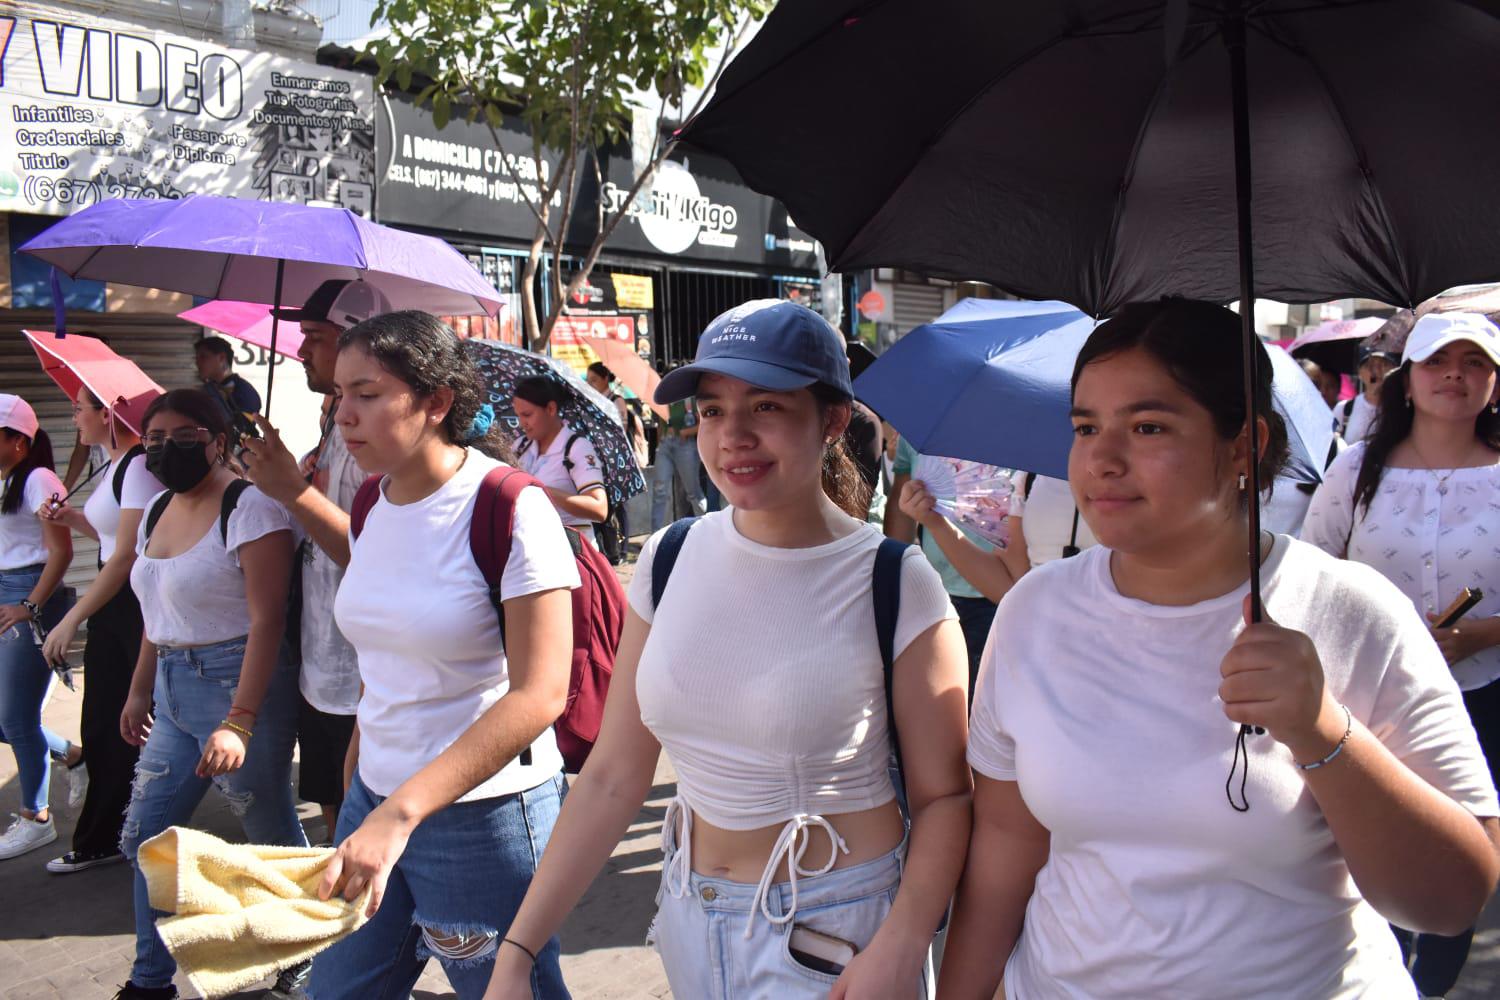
left=243, top=281, right=389, bottom=835
left=1337, top=344, right=1399, bottom=443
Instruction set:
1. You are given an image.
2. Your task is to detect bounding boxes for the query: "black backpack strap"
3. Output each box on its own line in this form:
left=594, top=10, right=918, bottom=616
left=651, top=517, right=700, bottom=609
left=561, top=432, right=586, bottom=472
left=1063, top=507, right=1082, bottom=558
left=144, top=491, right=175, bottom=540
left=112, top=445, right=146, bottom=503
left=873, top=538, right=908, bottom=787
left=219, top=479, right=252, bottom=546
left=1023, top=471, right=1037, bottom=501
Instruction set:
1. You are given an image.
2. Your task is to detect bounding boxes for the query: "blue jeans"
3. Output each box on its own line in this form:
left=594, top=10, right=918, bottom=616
left=307, top=773, right=570, bottom=1000
left=120, top=637, right=305, bottom=989
left=651, top=436, right=707, bottom=531
left=0, top=564, right=73, bottom=813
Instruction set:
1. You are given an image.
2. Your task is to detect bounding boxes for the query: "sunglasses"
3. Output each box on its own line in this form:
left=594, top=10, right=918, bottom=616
left=143, top=427, right=212, bottom=451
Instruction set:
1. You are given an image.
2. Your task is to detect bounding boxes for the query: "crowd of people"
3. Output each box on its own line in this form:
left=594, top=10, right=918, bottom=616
left=0, top=291, right=1496, bottom=1000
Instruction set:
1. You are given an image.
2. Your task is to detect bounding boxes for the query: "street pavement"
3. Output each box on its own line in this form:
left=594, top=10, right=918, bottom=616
left=3, top=550, right=1500, bottom=998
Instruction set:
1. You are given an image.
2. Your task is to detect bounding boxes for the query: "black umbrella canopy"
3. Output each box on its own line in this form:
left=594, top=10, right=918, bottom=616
left=683, top=0, right=1500, bottom=316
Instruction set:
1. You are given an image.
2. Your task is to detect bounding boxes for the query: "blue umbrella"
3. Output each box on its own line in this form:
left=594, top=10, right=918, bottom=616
left=855, top=298, right=1333, bottom=484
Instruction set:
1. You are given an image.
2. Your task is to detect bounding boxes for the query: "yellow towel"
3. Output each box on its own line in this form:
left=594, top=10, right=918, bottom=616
left=139, top=826, right=371, bottom=999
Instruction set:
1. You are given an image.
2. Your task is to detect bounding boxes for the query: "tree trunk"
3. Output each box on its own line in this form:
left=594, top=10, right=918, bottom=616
left=522, top=217, right=548, bottom=352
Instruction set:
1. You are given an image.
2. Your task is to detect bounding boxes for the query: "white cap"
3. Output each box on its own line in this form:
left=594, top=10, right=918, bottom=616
left=0, top=394, right=39, bottom=440
left=1402, top=312, right=1500, bottom=368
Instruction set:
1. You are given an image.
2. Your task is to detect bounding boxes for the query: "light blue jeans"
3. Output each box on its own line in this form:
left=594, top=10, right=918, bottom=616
left=119, top=636, right=305, bottom=989
left=650, top=817, right=931, bottom=999
left=307, top=773, right=570, bottom=999
left=0, top=563, right=73, bottom=813
left=651, top=435, right=708, bottom=531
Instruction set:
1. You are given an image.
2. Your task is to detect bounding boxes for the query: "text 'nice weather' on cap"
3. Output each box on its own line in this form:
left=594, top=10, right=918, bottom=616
left=655, top=300, right=853, bottom=404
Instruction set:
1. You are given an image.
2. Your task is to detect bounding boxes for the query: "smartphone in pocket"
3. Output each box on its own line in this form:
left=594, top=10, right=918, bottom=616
left=788, top=924, right=857, bottom=976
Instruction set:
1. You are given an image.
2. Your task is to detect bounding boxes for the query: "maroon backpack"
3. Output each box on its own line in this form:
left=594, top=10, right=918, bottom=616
left=349, top=466, right=624, bottom=773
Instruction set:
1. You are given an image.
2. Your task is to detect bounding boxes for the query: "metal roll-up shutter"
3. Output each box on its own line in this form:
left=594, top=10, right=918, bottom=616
left=1, top=311, right=201, bottom=596
left=892, top=282, right=946, bottom=337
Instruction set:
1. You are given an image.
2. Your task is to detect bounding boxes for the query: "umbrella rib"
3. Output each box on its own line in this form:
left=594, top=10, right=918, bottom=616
left=1250, top=16, right=1415, bottom=304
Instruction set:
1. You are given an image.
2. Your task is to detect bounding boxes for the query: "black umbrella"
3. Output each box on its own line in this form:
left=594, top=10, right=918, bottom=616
left=681, top=0, right=1500, bottom=808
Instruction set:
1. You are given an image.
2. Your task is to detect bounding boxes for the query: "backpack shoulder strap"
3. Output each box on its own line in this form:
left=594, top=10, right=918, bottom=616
left=561, top=432, right=586, bottom=472
left=348, top=475, right=383, bottom=539
left=144, top=491, right=175, bottom=540
left=873, top=538, right=909, bottom=782
left=219, top=479, right=252, bottom=545
left=112, top=444, right=146, bottom=503
left=651, top=516, right=700, bottom=610
left=469, top=466, right=536, bottom=602
left=1023, top=471, right=1037, bottom=501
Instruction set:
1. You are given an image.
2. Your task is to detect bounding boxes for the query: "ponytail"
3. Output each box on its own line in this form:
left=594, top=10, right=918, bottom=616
left=1, top=427, right=55, bottom=516
left=811, top=382, right=872, bottom=520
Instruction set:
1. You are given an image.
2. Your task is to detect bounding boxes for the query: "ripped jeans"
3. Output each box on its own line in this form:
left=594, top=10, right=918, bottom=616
left=119, top=637, right=305, bottom=989
left=306, top=772, right=569, bottom=1000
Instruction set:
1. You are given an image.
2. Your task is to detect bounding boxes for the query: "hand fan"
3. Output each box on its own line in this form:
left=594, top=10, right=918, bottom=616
left=911, top=454, right=1014, bottom=548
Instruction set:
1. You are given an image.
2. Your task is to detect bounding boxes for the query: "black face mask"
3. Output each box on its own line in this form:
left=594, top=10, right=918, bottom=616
left=146, top=441, right=213, bottom=493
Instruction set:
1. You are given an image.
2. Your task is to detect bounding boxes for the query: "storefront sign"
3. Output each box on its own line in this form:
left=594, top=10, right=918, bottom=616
left=611, top=272, right=654, bottom=310
left=0, top=7, right=375, bottom=215
left=377, top=94, right=565, bottom=234
left=550, top=311, right=647, bottom=377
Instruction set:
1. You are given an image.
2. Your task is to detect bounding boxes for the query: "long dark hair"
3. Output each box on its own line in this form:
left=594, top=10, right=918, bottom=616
left=1353, top=361, right=1500, bottom=514
left=340, top=311, right=516, bottom=464
left=810, top=382, right=872, bottom=520
left=1071, top=299, right=1291, bottom=492
left=1, top=427, right=55, bottom=516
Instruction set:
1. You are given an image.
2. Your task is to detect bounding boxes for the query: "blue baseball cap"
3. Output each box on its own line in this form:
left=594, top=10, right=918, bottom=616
left=655, top=299, right=853, bottom=403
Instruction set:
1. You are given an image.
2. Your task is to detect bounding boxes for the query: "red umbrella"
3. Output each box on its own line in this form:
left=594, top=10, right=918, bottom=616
left=24, top=329, right=163, bottom=436
left=582, top=334, right=669, bottom=420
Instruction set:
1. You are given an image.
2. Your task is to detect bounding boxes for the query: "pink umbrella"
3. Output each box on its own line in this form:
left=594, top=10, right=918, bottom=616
left=179, top=300, right=304, bottom=361
left=1287, top=316, right=1386, bottom=374
left=24, top=329, right=163, bottom=436
left=582, top=334, right=669, bottom=420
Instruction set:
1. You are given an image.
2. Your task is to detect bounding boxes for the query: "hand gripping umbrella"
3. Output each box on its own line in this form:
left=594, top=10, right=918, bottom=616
left=463, top=340, right=647, bottom=512
left=20, top=195, right=505, bottom=412
left=681, top=0, right=1500, bottom=809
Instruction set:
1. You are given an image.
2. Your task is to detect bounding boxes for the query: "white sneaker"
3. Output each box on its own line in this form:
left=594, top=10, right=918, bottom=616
left=66, top=762, right=88, bottom=810
left=0, top=813, right=57, bottom=860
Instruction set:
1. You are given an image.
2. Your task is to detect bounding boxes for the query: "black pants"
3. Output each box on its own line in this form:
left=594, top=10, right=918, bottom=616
left=1390, top=676, right=1500, bottom=995
left=951, top=595, right=999, bottom=703
left=72, top=584, right=143, bottom=856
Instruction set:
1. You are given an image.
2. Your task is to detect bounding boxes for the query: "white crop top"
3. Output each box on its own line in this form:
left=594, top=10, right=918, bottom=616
left=628, top=509, right=956, bottom=831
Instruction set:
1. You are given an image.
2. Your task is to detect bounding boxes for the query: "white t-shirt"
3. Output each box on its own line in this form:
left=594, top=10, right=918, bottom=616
left=299, top=426, right=367, bottom=715
left=1006, top=472, right=1098, bottom=567
left=83, top=451, right=163, bottom=563
left=1302, top=441, right=1500, bottom=690
left=130, top=486, right=295, bottom=647
left=969, top=535, right=1497, bottom=999
left=1338, top=393, right=1379, bottom=444
left=518, top=423, right=604, bottom=542
left=629, top=510, right=956, bottom=829
left=0, top=467, right=65, bottom=569
left=334, top=450, right=581, bottom=802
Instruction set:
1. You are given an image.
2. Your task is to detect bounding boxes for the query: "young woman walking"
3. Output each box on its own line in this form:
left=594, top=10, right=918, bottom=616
left=485, top=300, right=972, bottom=1000
left=1303, top=310, right=1500, bottom=997
left=293, top=311, right=579, bottom=1000
left=939, top=300, right=1499, bottom=999
left=115, top=389, right=304, bottom=1000
left=0, top=394, right=74, bottom=861
left=40, top=387, right=162, bottom=874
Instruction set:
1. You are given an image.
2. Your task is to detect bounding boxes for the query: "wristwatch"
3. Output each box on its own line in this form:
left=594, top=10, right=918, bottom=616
left=19, top=599, right=39, bottom=620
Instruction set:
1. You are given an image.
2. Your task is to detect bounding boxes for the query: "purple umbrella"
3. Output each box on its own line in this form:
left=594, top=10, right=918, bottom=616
left=21, top=195, right=504, bottom=408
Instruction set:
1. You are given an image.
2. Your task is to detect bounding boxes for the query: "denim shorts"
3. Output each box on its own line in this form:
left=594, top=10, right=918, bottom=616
left=307, top=772, right=570, bottom=1000
left=649, top=814, right=931, bottom=999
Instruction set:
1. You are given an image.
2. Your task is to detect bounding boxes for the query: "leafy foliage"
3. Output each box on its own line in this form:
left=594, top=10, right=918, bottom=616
left=368, top=0, right=768, bottom=348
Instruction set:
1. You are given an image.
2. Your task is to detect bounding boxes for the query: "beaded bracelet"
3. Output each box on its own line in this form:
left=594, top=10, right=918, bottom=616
left=1297, top=704, right=1352, bottom=771
left=218, top=719, right=254, bottom=740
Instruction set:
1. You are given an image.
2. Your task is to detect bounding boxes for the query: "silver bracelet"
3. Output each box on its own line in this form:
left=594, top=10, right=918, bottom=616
left=1297, top=704, right=1353, bottom=771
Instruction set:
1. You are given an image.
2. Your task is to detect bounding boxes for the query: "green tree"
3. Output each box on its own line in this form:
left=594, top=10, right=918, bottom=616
left=369, top=0, right=768, bottom=350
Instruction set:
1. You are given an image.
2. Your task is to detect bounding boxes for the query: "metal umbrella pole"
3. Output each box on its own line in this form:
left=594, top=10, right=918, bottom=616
left=265, top=258, right=286, bottom=415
